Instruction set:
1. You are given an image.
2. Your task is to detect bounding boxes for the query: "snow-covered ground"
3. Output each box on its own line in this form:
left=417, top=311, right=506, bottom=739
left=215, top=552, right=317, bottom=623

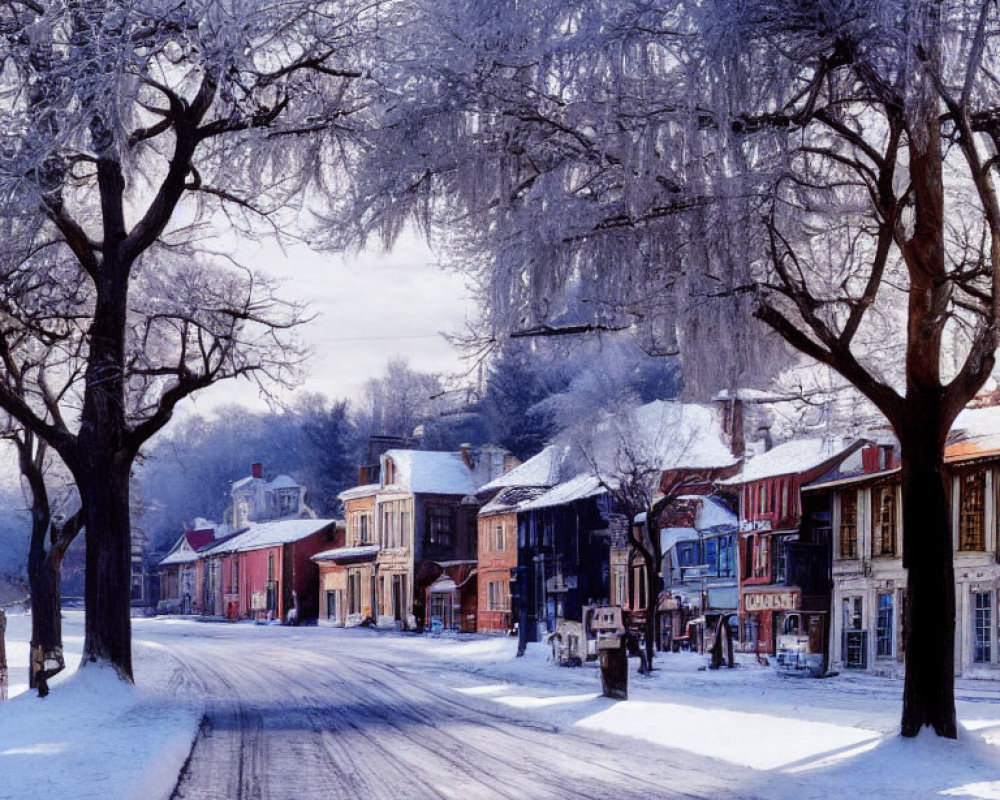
left=4, top=615, right=1000, bottom=798
left=0, top=612, right=201, bottom=800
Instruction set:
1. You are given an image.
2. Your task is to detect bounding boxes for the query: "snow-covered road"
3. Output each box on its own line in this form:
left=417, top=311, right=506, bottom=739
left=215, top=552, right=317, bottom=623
left=7, top=614, right=1000, bottom=799
left=157, top=622, right=735, bottom=800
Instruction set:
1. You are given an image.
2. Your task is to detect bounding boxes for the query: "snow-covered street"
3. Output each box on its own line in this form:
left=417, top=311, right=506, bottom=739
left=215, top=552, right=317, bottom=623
left=5, top=614, right=1000, bottom=799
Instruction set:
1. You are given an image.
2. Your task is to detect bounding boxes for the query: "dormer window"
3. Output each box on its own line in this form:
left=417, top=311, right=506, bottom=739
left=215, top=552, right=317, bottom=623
left=384, top=458, right=396, bottom=485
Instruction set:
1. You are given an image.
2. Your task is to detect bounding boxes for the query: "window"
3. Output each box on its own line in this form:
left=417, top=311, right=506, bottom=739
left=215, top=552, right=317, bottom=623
left=379, top=500, right=412, bottom=549
left=487, top=581, right=510, bottom=611
left=780, top=481, right=789, bottom=519
left=718, top=535, right=735, bottom=578
left=872, top=485, right=897, bottom=556
left=876, top=593, right=894, bottom=658
left=843, top=596, right=863, bottom=631
left=493, top=524, right=505, bottom=551
left=267, top=552, right=275, bottom=582
left=757, top=483, right=768, bottom=515
left=676, top=542, right=698, bottom=568
left=753, top=535, right=769, bottom=578
left=352, top=511, right=373, bottom=545
left=960, top=471, right=987, bottom=552
left=230, top=560, right=238, bottom=594
left=974, top=590, right=993, bottom=664
left=839, top=491, right=858, bottom=559
left=705, top=536, right=718, bottom=574
left=614, top=570, right=627, bottom=606
left=774, top=537, right=787, bottom=583
left=427, top=506, right=453, bottom=548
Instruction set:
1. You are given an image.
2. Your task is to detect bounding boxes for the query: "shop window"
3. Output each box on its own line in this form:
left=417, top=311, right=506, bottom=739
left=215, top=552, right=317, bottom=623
left=839, top=491, right=858, bottom=558
left=974, top=590, right=993, bottom=664
left=960, top=471, right=987, bottom=552
left=488, top=581, right=510, bottom=611
left=876, top=592, right=894, bottom=658
left=872, top=485, right=897, bottom=556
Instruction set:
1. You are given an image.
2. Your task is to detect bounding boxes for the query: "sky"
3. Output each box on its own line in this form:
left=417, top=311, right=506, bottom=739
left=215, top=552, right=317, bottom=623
left=178, top=229, right=478, bottom=415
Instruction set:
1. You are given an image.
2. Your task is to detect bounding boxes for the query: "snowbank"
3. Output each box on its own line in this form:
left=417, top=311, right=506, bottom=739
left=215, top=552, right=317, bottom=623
left=0, top=613, right=200, bottom=800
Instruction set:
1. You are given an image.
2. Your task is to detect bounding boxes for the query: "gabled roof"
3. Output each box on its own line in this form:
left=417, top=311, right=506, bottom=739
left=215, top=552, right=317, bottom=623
left=215, top=519, right=336, bottom=554
left=479, top=486, right=549, bottom=516
left=382, top=449, right=477, bottom=495
left=719, top=438, right=861, bottom=485
left=518, top=473, right=610, bottom=512
left=479, top=445, right=565, bottom=492
left=338, top=483, right=380, bottom=502
left=159, top=529, right=215, bottom=566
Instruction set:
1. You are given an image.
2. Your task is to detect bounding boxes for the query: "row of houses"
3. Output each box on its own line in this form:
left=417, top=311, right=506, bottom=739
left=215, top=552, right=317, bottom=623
left=160, top=394, right=1000, bottom=682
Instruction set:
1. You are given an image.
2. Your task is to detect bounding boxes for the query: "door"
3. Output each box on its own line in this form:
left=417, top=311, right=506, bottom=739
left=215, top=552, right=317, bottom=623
left=392, top=574, right=405, bottom=622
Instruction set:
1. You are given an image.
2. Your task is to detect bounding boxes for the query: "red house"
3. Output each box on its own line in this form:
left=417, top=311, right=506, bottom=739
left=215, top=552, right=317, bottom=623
left=720, top=437, right=864, bottom=657
left=214, top=519, right=341, bottom=622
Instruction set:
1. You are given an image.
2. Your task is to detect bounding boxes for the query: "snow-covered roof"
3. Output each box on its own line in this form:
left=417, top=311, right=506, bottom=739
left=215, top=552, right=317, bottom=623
left=217, top=519, right=336, bottom=554
left=479, top=445, right=565, bottom=491
left=480, top=486, right=548, bottom=516
left=660, top=528, right=699, bottom=554
left=383, top=449, right=477, bottom=495
left=719, top=438, right=858, bottom=485
left=311, top=544, right=379, bottom=562
left=518, top=473, right=610, bottom=512
left=338, top=483, right=380, bottom=502
left=158, top=529, right=215, bottom=566
left=585, top=401, right=739, bottom=475
left=694, top=496, right=738, bottom=531
left=232, top=476, right=256, bottom=490
left=267, top=474, right=300, bottom=491
left=158, top=547, right=200, bottom=567
left=948, top=405, right=1000, bottom=461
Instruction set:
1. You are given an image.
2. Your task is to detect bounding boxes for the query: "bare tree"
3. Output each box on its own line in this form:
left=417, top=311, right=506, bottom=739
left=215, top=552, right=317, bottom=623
left=0, top=0, right=377, bottom=678
left=354, top=0, right=1000, bottom=739
left=573, top=401, right=738, bottom=670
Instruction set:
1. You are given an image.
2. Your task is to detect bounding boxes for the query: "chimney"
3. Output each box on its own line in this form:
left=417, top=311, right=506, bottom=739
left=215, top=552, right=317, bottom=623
left=459, top=443, right=475, bottom=469
left=251, top=462, right=263, bottom=480
left=757, top=425, right=773, bottom=452
left=861, top=444, right=879, bottom=473
left=716, top=395, right=745, bottom=458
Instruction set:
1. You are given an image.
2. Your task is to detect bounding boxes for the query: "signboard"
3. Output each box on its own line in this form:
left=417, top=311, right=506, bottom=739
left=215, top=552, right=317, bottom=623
left=251, top=592, right=267, bottom=611
left=744, top=590, right=800, bottom=612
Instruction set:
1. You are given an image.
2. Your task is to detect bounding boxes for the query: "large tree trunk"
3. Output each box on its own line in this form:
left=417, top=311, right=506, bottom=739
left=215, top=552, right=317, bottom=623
left=77, top=266, right=133, bottom=679
left=79, top=466, right=132, bottom=678
left=899, top=416, right=956, bottom=738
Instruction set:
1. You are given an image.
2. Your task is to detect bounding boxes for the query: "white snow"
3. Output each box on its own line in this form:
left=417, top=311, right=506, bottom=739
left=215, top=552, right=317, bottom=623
left=695, top=495, right=738, bottom=529
left=215, top=518, right=337, bottom=553
left=517, top=473, right=609, bottom=511
left=660, top=527, right=700, bottom=553
left=478, top=445, right=565, bottom=491
left=720, top=437, right=860, bottom=484
left=311, top=543, right=380, bottom=561
left=0, top=612, right=200, bottom=800
left=7, top=614, right=1000, bottom=799
left=383, top=449, right=477, bottom=495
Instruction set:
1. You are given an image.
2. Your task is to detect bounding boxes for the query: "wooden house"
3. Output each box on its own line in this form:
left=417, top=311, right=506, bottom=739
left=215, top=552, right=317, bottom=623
left=720, top=437, right=865, bottom=661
